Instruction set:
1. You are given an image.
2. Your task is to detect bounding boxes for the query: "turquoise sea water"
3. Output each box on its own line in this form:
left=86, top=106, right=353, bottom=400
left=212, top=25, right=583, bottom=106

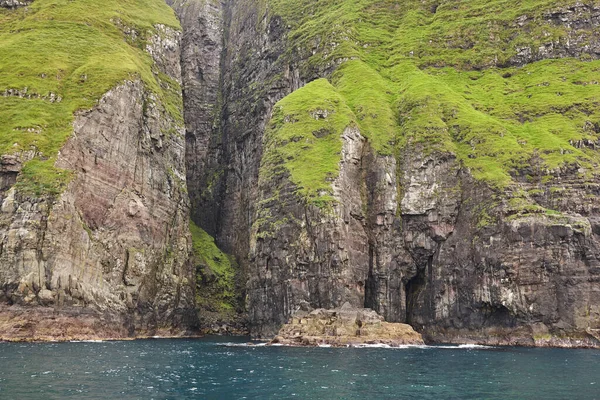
left=0, top=337, right=598, bottom=399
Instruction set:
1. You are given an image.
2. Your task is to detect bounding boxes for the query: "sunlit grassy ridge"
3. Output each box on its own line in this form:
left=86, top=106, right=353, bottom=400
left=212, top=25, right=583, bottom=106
left=0, top=0, right=181, bottom=195
left=261, top=0, right=600, bottom=200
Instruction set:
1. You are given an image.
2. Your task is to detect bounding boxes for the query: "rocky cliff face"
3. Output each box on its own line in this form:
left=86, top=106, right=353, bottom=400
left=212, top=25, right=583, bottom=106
left=169, top=0, right=304, bottom=327
left=0, top=1, right=196, bottom=340
left=2, top=0, right=599, bottom=346
left=172, top=0, right=600, bottom=346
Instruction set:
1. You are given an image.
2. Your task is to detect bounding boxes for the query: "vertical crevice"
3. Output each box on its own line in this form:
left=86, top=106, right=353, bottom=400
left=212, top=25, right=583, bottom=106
left=212, top=0, right=232, bottom=245
left=174, top=0, right=229, bottom=238
left=364, top=243, right=377, bottom=311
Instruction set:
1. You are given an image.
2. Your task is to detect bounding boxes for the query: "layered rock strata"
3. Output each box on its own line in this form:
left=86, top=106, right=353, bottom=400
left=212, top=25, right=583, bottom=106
left=0, top=8, right=197, bottom=340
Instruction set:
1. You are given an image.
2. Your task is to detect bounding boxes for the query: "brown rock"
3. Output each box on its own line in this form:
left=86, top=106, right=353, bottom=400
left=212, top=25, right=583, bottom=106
left=270, top=306, right=424, bottom=347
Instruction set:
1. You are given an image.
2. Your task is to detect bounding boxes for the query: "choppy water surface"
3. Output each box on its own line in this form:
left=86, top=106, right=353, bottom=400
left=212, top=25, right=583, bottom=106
left=0, top=337, right=598, bottom=399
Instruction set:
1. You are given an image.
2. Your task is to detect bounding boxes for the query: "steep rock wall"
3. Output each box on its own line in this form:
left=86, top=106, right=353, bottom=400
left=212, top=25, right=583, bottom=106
left=249, top=126, right=371, bottom=335
left=170, top=0, right=306, bottom=327
left=172, top=0, right=600, bottom=345
left=0, top=3, right=196, bottom=340
left=167, top=0, right=225, bottom=236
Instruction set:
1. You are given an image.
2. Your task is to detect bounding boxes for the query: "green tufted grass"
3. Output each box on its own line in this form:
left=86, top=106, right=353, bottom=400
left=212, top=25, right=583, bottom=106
left=259, top=0, right=600, bottom=204
left=0, top=0, right=181, bottom=195
left=262, top=78, right=355, bottom=204
left=189, top=221, right=237, bottom=312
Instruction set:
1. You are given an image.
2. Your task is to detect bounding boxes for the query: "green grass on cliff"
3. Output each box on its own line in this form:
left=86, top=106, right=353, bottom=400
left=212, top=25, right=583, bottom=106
left=189, top=221, right=237, bottom=312
left=261, top=0, right=600, bottom=202
left=0, top=0, right=180, bottom=195
left=262, top=79, right=355, bottom=203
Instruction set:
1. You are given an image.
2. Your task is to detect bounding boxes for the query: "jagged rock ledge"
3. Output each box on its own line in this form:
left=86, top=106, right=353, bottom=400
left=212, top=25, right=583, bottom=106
left=269, top=304, right=424, bottom=347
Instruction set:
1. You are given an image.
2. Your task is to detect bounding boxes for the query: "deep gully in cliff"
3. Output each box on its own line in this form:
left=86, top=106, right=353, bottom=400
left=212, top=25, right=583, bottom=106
left=171, top=0, right=430, bottom=333
left=168, top=0, right=254, bottom=328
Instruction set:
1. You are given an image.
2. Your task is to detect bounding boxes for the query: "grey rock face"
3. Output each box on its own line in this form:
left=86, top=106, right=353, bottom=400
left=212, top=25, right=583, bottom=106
left=172, top=0, right=305, bottom=308
left=169, top=0, right=226, bottom=236
left=510, top=3, right=600, bottom=65
left=402, top=155, right=600, bottom=347
left=249, top=127, right=371, bottom=336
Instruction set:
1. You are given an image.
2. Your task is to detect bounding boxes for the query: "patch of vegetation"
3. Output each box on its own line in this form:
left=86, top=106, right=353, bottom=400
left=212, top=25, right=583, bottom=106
left=262, top=79, right=355, bottom=205
left=189, top=221, right=237, bottom=313
left=260, top=0, right=600, bottom=203
left=14, top=159, right=73, bottom=196
left=0, top=0, right=181, bottom=195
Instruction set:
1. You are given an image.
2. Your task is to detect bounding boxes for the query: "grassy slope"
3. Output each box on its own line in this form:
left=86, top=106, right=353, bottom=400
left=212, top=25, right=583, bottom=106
left=261, top=79, right=355, bottom=204
left=261, top=0, right=600, bottom=202
left=189, top=221, right=237, bottom=313
left=0, top=0, right=181, bottom=195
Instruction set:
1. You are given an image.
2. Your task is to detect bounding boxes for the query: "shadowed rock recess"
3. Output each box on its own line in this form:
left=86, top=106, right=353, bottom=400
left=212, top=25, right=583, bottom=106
left=1, top=0, right=600, bottom=346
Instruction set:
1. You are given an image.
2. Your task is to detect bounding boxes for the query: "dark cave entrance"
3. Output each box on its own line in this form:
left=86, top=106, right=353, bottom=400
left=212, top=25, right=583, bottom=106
left=405, top=256, right=431, bottom=327
left=480, top=302, right=518, bottom=328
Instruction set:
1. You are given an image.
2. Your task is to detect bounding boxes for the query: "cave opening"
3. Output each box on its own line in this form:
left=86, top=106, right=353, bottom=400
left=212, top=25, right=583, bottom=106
left=405, top=256, right=431, bottom=327
left=481, top=302, right=518, bottom=328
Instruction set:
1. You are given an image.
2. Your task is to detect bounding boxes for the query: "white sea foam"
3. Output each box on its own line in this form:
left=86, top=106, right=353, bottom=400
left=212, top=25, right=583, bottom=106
left=220, top=341, right=496, bottom=350
left=348, top=343, right=496, bottom=350
left=438, top=344, right=496, bottom=349
left=458, top=344, right=496, bottom=349
left=221, top=342, right=269, bottom=347
left=351, top=343, right=393, bottom=348
left=70, top=340, right=105, bottom=343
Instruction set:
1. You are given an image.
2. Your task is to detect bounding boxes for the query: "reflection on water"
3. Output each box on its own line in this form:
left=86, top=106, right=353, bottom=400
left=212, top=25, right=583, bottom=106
left=0, top=337, right=598, bottom=399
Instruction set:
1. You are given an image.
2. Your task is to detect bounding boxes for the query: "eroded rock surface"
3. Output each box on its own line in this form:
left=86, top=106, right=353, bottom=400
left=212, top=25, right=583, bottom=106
left=271, top=304, right=423, bottom=347
left=0, top=0, right=32, bottom=8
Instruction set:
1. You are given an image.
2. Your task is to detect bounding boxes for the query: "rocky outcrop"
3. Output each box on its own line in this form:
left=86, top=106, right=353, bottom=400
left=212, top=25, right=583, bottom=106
left=248, top=127, right=370, bottom=336
left=0, top=14, right=197, bottom=340
left=271, top=303, right=424, bottom=347
left=390, top=144, right=600, bottom=347
left=0, top=0, right=32, bottom=8
left=510, top=3, right=600, bottom=65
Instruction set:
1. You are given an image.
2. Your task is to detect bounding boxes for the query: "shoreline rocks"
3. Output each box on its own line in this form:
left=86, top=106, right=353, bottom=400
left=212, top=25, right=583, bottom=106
left=269, top=304, right=424, bottom=347
left=0, top=306, right=197, bottom=343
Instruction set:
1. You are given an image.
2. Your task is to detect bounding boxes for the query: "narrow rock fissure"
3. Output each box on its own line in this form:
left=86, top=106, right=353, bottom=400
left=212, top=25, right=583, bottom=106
left=211, top=0, right=232, bottom=242
left=364, top=243, right=376, bottom=310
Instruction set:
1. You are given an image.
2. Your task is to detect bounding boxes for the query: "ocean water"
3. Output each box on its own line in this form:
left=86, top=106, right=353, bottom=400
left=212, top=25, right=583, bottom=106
left=0, top=337, right=598, bottom=399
